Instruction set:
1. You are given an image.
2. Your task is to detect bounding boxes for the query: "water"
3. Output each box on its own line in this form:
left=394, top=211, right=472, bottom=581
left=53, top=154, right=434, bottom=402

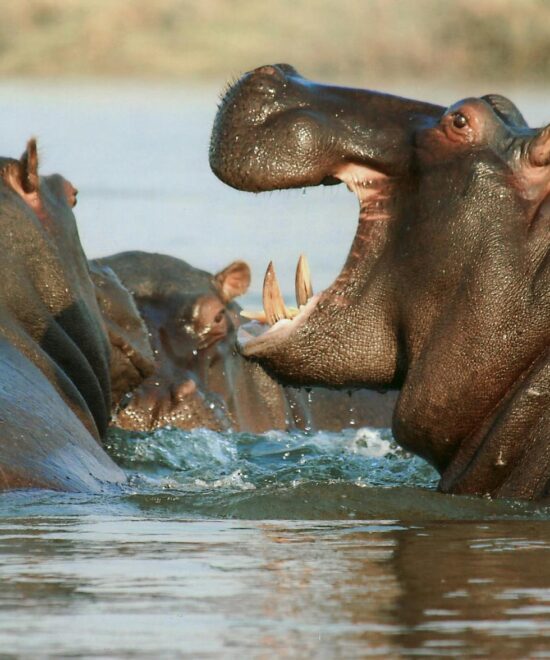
left=2, top=430, right=550, bottom=657
left=2, top=428, right=550, bottom=656
left=2, top=519, right=550, bottom=658
left=1, top=80, right=549, bottom=656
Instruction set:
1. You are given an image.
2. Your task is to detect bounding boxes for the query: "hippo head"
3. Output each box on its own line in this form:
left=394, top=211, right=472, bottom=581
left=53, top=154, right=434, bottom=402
left=210, top=65, right=550, bottom=499
left=0, top=139, right=113, bottom=440
left=99, top=251, right=250, bottom=360
left=98, top=251, right=251, bottom=431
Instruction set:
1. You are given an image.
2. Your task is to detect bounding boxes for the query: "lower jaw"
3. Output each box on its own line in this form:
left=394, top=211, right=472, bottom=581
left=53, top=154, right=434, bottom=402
left=238, top=294, right=320, bottom=357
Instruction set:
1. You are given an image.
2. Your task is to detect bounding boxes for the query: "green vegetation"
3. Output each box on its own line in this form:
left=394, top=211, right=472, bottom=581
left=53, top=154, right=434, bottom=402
left=2, top=0, right=549, bottom=83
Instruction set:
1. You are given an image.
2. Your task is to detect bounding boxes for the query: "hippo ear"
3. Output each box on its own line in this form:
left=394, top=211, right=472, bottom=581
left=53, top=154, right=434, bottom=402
left=527, top=125, right=550, bottom=167
left=19, top=138, right=40, bottom=194
left=215, top=260, right=251, bottom=302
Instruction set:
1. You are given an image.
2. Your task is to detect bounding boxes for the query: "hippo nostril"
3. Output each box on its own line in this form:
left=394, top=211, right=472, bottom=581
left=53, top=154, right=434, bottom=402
left=252, top=63, right=298, bottom=83
left=118, top=391, right=134, bottom=411
left=255, top=65, right=281, bottom=78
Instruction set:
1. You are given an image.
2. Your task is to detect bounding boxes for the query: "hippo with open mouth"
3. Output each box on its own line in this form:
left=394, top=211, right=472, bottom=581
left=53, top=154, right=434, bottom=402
left=210, top=64, right=549, bottom=500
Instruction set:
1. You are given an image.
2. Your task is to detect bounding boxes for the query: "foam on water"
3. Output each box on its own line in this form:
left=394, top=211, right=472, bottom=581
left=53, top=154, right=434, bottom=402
left=105, top=426, right=438, bottom=493
left=1, top=427, right=549, bottom=520
left=72, top=427, right=548, bottom=521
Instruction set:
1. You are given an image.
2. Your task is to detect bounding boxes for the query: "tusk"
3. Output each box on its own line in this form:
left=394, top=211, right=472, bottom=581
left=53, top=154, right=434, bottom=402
left=263, top=261, right=291, bottom=325
left=295, top=253, right=313, bottom=307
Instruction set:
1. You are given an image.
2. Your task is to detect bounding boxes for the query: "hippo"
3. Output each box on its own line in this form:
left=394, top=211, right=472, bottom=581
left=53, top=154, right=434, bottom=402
left=95, top=251, right=280, bottom=432
left=97, top=251, right=396, bottom=433
left=89, top=261, right=155, bottom=408
left=210, top=64, right=549, bottom=500
left=0, top=140, right=125, bottom=491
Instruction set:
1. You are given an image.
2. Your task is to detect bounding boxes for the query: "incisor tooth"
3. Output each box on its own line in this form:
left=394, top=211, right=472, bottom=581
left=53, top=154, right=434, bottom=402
left=263, top=261, right=290, bottom=325
left=295, top=254, right=313, bottom=307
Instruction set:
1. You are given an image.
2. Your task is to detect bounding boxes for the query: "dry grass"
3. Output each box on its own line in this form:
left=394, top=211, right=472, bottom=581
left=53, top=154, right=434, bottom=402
left=1, top=0, right=549, bottom=83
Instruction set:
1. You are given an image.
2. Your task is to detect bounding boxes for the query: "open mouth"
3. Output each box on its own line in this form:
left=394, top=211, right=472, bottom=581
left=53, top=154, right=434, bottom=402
left=209, top=64, right=444, bottom=372
left=238, top=163, right=394, bottom=356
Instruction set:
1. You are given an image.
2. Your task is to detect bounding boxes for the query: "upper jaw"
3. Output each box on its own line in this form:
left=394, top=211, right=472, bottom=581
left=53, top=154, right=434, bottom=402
left=210, top=64, right=444, bottom=194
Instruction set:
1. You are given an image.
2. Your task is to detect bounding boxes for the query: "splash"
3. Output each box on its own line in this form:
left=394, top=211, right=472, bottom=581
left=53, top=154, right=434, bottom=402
left=1, top=426, right=548, bottom=521
left=106, top=425, right=438, bottom=492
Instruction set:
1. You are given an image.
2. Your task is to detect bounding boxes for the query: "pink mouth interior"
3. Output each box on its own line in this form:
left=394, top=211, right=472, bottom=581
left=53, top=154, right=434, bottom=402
left=237, top=162, right=392, bottom=354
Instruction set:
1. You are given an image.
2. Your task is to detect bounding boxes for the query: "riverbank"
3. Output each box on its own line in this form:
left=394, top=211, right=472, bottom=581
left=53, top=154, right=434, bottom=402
left=2, top=0, right=549, bottom=84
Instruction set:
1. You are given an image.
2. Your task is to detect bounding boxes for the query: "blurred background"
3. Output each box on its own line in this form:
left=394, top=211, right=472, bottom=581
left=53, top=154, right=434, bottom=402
left=3, top=0, right=550, bottom=83
left=2, top=0, right=549, bottom=304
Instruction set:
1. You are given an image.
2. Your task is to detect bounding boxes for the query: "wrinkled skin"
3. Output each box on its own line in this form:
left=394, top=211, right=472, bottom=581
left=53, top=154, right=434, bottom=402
left=0, top=140, right=125, bottom=491
left=99, top=251, right=395, bottom=433
left=211, top=64, right=550, bottom=499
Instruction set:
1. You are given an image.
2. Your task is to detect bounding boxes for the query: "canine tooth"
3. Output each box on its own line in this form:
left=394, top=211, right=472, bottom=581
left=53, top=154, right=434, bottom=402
left=295, top=254, right=313, bottom=306
left=263, top=261, right=290, bottom=325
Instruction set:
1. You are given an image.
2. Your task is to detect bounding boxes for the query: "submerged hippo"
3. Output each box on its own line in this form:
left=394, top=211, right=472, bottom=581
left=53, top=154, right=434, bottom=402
left=96, top=251, right=285, bottom=432
left=210, top=64, right=549, bottom=500
left=0, top=140, right=125, bottom=491
left=89, top=261, right=155, bottom=407
left=97, top=251, right=395, bottom=433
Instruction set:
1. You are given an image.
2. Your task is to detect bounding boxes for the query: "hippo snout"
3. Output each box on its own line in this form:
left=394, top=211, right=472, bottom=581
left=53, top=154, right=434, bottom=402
left=252, top=63, right=298, bottom=81
left=231, top=63, right=300, bottom=106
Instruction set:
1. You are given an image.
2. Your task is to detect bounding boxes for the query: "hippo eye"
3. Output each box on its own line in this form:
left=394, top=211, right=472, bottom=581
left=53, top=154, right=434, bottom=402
left=213, top=311, right=224, bottom=324
left=452, top=113, right=468, bottom=129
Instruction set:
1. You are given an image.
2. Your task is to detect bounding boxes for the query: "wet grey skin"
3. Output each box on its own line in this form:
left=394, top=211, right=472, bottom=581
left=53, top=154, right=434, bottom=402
left=210, top=64, right=550, bottom=500
left=89, top=260, right=156, bottom=409
left=0, top=140, right=125, bottom=491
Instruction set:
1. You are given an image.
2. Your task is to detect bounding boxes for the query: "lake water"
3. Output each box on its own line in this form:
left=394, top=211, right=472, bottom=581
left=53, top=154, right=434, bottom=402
left=0, top=80, right=549, bottom=657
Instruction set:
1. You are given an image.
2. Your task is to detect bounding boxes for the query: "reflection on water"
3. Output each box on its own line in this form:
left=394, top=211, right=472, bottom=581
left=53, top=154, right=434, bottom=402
left=1, top=81, right=549, bottom=656
left=1, top=517, right=550, bottom=656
